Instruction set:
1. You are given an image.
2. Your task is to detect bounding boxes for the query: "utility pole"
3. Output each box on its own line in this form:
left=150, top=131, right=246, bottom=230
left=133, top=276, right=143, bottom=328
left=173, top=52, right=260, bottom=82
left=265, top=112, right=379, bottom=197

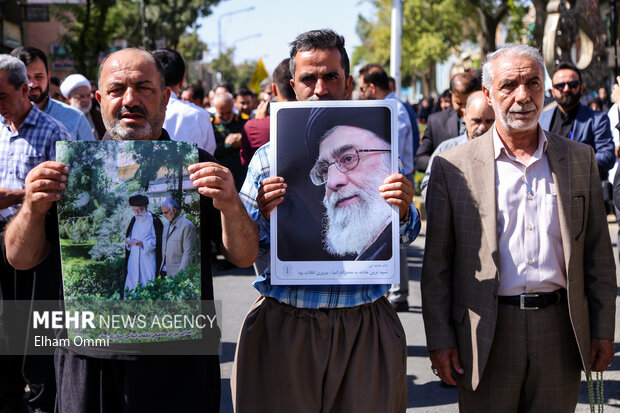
left=140, top=0, right=147, bottom=50
left=390, top=0, right=403, bottom=97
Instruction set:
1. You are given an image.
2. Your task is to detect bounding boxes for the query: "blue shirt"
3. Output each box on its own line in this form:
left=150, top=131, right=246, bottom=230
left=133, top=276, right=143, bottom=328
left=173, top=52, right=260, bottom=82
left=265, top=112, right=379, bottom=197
left=386, top=92, right=415, bottom=175
left=43, top=98, right=94, bottom=141
left=240, top=142, right=421, bottom=309
left=0, top=104, right=70, bottom=221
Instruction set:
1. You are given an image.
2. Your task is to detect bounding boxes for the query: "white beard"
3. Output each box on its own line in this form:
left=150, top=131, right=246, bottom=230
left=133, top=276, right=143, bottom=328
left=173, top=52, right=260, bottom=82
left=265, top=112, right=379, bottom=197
left=135, top=211, right=151, bottom=224
left=322, top=161, right=392, bottom=257
left=71, top=100, right=92, bottom=114
left=491, top=98, right=538, bottom=132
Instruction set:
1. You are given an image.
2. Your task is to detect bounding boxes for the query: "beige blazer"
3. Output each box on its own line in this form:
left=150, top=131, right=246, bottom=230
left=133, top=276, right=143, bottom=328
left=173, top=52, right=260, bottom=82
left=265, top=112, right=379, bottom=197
left=160, top=214, right=197, bottom=276
left=421, top=129, right=616, bottom=391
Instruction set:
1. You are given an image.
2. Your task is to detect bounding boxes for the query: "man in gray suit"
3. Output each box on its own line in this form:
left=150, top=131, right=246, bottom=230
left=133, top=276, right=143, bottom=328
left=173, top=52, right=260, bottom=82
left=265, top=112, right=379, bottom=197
left=160, top=198, right=197, bottom=277
left=422, top=44, right=616, bottom=412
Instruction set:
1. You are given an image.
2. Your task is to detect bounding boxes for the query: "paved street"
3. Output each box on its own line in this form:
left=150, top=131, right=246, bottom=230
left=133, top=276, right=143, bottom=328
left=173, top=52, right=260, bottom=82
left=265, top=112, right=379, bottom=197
left=214, top=218, right=620, bottom=413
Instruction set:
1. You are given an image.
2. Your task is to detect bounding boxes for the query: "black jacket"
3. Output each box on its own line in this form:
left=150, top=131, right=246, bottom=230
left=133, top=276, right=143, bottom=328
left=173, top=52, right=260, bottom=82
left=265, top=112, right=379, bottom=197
left=414, top=107, right=460, bottom=172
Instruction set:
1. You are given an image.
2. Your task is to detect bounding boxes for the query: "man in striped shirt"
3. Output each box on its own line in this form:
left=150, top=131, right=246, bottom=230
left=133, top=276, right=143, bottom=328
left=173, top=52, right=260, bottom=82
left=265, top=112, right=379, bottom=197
left=0, top=54, right=69, bottom=412
left=231, top=29, right=420, bottom=413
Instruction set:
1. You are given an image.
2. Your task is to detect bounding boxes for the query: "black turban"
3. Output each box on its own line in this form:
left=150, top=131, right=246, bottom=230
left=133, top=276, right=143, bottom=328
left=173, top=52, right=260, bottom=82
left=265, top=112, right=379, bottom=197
left=304, top=106, right=391, bottom=162
left=128, top=195, right=149, bottom=206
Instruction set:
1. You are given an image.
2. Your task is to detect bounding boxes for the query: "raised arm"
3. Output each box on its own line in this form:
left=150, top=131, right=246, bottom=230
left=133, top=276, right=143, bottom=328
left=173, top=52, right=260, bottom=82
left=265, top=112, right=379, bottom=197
left=5, top=161, right=68, bottom=270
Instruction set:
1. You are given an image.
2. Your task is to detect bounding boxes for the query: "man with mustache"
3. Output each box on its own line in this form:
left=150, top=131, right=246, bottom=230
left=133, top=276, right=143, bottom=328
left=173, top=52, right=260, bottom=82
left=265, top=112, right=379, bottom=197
left=0, top=54, right=70, bottom=413
left=421, top=90, right=495, bottom=200
left=4, top=48, right=258, bottom=411
left=233, top=29, right=420, bottom=413
left=539, top=62, right=614, bottom=180
left=422, top=44, right=616, bottom=412
left=10, top=47, right=94, bottom=141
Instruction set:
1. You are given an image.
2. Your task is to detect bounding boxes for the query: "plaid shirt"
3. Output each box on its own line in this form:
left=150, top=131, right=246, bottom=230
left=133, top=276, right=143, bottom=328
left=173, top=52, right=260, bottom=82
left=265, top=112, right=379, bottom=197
left=240, top=142, right=421, bottom=309
left=0, top=104, right=70, bottom=221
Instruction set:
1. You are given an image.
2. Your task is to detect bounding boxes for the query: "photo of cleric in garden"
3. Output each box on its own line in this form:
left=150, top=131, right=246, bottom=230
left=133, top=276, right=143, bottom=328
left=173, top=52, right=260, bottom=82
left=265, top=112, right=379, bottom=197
left=274, top=104, right=397, bottom=262
left=56, top=140, right=201, bottom=301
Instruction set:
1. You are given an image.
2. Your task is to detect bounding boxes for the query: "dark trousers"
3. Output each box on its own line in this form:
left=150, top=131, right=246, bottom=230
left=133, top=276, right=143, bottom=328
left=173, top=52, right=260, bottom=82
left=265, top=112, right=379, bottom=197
left=55, top=350, right=221, bottom=413
left=0, top=222, right=56, bottom=412
left=457, top=300, right=581, bottom=412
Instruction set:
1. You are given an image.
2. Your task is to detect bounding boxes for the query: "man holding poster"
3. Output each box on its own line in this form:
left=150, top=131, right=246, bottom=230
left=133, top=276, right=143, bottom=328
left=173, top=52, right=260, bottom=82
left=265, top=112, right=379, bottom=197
left=233, top=29, right=420, bottom=413
left=4, top=48, right=258, bottom=412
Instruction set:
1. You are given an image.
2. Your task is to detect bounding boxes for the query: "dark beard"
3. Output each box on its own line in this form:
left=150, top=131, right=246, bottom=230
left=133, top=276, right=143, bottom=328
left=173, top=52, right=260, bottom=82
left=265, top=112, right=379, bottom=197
left=556, top=91, right=581, bottom=110
left=28, top=83, right=49, bottom=105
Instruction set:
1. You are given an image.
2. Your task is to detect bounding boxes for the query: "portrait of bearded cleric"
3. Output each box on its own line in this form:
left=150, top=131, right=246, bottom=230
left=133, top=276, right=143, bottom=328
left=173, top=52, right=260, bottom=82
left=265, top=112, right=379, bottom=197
left=273, top=104, right=396, bottom=262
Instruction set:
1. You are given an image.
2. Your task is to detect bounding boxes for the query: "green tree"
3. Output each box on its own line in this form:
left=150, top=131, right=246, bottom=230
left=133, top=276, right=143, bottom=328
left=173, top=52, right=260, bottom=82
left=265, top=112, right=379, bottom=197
left=125, top=141, right=197, bottom=209
left=178, top=30, right=208, bottom=63
left=142, top=0, right=220, bottom=49
left=211, top=47, right=237, bottom=86
left=354, top=0, right=468, bottom=95
left=52, top=0, right=120, bottom=79
left=210, top=47, right=258, bottom=89
left=52, top=0, right=219, bottom=78
left=56, top=142, right=118, bottom=219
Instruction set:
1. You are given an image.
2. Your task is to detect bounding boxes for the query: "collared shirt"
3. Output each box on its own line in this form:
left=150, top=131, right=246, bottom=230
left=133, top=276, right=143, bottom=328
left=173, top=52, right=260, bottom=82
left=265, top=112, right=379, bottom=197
left=386, top=92, right=414, bottom=175
left=43, top=98, right=94, bottom=141
left=493, top=126, right=567, bottom=295
left=240, top=142, right=421, bottom=309
left=0, top=103, right=70, bottom=221
left=163, top=91, right=216, bottom=154
left=421, top=132, right=469, bottom=201
left=458, top=116, right=466, bottom=135
left=549, top=104, right=579, bottom=139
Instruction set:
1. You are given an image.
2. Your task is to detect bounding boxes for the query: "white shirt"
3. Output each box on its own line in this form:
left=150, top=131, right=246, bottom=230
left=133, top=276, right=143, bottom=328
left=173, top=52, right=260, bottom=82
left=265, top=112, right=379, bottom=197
left=607, top=103, right=619, bottom=182
left=163, top=91, right=216, bottom=154
left=493, top=126, right=567, bottom=295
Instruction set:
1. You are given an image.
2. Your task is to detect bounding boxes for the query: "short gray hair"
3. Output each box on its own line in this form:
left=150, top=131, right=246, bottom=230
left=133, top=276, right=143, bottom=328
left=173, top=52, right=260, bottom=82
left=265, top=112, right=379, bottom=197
left=162, top=198, right=179, bottom=211
left=212, top=92, right=233, bottom=106
left=482, top=44, right=544, bottom=91
left=0, top=54, right=27, bottom=89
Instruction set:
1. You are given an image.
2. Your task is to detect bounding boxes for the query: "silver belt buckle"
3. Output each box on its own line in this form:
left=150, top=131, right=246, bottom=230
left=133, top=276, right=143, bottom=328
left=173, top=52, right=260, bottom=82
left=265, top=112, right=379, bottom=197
left=520, top=293, right=540, bottom=310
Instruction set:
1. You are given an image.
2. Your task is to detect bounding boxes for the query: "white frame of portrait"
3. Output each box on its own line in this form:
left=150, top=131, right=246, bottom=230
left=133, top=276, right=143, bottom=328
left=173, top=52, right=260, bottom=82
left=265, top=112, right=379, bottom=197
left=270, top=100, right=400, bottom=285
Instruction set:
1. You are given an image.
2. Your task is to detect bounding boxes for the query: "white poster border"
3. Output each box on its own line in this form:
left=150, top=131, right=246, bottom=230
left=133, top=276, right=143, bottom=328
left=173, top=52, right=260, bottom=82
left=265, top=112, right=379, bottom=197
left=269, top=100, right=400, bottom=285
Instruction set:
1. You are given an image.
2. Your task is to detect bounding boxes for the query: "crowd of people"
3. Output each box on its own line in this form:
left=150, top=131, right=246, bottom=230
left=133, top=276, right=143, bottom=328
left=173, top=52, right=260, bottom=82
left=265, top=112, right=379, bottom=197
left=0, top=27, right=618, bottom=413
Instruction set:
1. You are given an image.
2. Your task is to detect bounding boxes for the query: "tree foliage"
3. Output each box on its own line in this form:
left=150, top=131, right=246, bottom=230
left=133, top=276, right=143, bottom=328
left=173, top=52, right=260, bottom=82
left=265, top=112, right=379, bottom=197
left=210, top=47, right=258, bottom=90
left=52, top=0, right=120, bottom=80
left=178, top=30, right=208, bottom=63
left=142, top=0, right=220, bottom=50
left=126, top=141, right=196, bottom=208
left=354, top=0, right=468, bottom=94
left=354, top=0, right=536, bottom=94
left=52, top=0, right=220, bottom=79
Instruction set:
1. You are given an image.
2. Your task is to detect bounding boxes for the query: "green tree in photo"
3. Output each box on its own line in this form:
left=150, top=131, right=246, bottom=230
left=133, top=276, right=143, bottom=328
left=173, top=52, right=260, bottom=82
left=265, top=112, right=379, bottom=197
left=125, top=141, right=197, bottom=209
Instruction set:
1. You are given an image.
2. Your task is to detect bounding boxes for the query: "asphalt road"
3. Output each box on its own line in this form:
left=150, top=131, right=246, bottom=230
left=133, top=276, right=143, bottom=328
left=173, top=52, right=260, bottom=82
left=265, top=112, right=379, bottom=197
left=213, top=219, right=620, bottom=413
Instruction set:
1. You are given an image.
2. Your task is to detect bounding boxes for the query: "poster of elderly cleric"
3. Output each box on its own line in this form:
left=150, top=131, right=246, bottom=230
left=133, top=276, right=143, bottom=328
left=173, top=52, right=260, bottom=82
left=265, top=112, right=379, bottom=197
left=55, top=140, right=204, bottom=345
left=270, top=101, right=399, bottom=285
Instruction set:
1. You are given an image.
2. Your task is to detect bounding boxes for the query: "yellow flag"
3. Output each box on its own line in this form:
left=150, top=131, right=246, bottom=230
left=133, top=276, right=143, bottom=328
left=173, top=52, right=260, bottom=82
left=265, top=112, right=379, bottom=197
left=248, top=58, right=269, bottom=95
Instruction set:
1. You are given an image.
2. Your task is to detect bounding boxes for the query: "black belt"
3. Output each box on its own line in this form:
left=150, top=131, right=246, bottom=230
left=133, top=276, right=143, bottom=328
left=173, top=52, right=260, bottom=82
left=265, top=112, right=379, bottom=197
left=498, top=289, right=566, bottom=310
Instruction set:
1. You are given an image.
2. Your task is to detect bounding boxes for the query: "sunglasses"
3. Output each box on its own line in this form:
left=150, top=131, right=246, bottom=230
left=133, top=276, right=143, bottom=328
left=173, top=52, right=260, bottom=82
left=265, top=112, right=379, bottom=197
left=552, top=81, right=580, bottom=90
